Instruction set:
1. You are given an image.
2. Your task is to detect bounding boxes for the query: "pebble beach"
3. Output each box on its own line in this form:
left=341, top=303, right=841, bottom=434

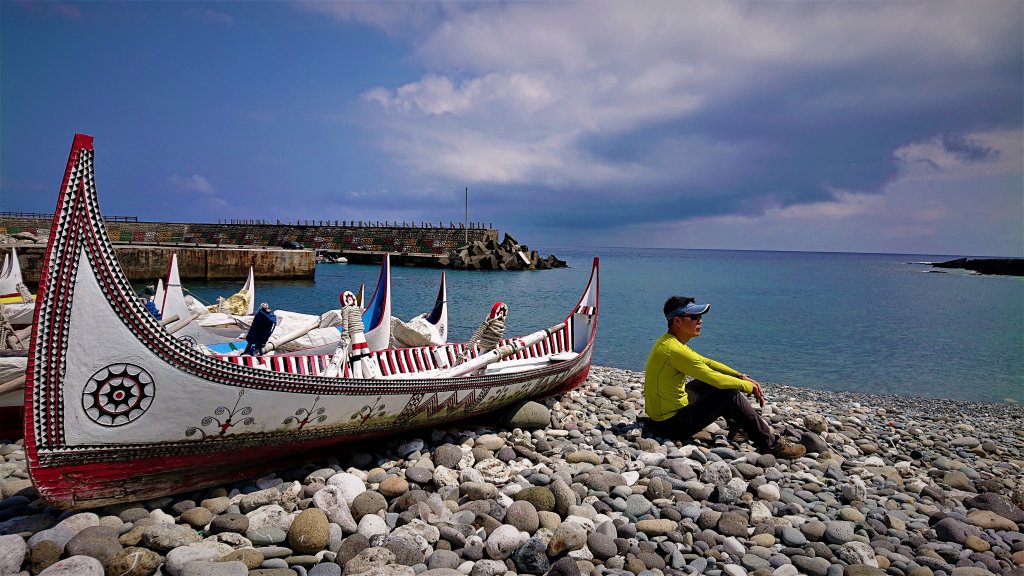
left=1, top=366, right=1022, bottom=576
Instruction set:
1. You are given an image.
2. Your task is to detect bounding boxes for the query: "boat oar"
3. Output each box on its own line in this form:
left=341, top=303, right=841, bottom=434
left=0, top=373, right=26, bottom=397
left=166, top=312, right=201, bottom=335
left=437, top=322, right=566, bottom=378
left=158, top=314, right=181, bottom=327
left=262, top=315, right=329, bottom=354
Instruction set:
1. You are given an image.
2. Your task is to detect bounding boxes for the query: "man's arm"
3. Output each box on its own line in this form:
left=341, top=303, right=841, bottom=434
left=668, top=344, right=753, bottom=394
left=740, top=374, right=765, bottom=407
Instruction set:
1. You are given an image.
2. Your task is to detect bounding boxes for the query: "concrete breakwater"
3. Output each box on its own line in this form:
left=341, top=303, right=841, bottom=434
left=0, top=244, right=316, bottom=284
left=0, top=216, right=565, bottom=281
left=0, top=216, right=497, bottom=257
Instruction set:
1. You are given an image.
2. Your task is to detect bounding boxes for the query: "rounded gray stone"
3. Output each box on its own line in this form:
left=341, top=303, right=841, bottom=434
left=209, top=512, right=249, bottom=534
left=433, top=445, right=465, bottom=469
left=352, top=490, right=388, bottom=520
left=405, top=467, right=434, bottom=485
left=309, top=563, right=343, bottom=576
left=426, top=549, right=462, bottom=570
left=504, top=500, right=539, bottom=533
left=37, top=555, right=104, bottom=576
left=0, top=534, right=27, bottom=575
left=586, top=531, right=617, bottom=560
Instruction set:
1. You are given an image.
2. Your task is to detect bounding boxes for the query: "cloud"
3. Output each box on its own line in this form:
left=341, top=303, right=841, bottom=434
left=169, top=174, right=216, bottom=195
left=168, top=174, right=227, bottom=209
left=350, top=1, right=1019, bottom=224
left=895, top=129, right=1021, bottom=180
left=295, top=0, right=1021, bottom=255
left=625, top=128, right=1023, bottom=255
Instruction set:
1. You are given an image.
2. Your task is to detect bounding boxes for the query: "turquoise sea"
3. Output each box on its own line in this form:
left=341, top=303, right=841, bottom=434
left=186, top=247, right=1024, bottom=404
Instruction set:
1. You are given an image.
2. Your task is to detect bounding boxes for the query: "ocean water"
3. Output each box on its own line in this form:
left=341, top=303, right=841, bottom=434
left=185, top=247, right=1024, bottom=404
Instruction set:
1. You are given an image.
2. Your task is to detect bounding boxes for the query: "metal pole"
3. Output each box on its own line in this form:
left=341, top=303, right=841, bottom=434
left=464, top=186, right=469, bottom=244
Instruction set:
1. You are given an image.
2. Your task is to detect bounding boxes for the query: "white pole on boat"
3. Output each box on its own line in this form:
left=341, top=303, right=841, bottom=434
left=158, top=314, right=181, bottom=327
left=437, top=322, right=565, bottom=378
left=465, top=186, right=469, bottom=245
left=166, top=312, right=201, bottom=335
left=262, top=319, right=321, bottom=354
left=0, top=374, right=26, bottom=397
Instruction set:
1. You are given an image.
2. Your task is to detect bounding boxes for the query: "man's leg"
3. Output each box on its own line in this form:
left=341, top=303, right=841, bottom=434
left=662, top=380, right=776, bottom=451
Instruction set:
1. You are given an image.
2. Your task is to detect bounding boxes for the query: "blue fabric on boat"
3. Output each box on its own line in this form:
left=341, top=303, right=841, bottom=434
left=244, top=306, right=277, bottom=355
left=145, top=299, right=162, bottom=320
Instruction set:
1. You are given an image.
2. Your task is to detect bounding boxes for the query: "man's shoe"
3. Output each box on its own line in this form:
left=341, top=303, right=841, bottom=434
left=769, top=438, right=806, bottom=459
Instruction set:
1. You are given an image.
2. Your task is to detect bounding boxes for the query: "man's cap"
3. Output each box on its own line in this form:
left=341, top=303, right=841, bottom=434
left=666, top=302, right=711, bottom=320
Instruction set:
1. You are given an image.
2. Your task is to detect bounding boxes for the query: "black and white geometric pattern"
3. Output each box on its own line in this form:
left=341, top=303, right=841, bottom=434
left=82, top=363, right=155, bottom=426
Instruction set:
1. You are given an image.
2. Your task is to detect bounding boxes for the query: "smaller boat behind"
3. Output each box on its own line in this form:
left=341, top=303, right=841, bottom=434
left=0, top=247, right=36, bottom=327
left=0, top=247, right=34, bottom=305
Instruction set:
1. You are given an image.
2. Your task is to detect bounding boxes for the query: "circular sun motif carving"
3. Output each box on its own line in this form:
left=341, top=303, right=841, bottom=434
left=82, top=363, right=155, bottom=426
left=341, top=291, right=358, bottom=307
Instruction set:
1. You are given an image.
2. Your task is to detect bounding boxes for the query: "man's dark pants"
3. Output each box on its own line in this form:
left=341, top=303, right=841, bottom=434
left=648, top=380, right=776, bottom=451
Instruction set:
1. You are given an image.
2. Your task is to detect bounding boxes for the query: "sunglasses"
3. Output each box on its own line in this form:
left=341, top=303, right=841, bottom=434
left=676, top=314, right=703, bottom=321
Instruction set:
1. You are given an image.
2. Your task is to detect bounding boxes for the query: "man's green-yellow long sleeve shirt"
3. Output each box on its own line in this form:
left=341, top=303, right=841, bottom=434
left=644, top=333, right=753, bottom=421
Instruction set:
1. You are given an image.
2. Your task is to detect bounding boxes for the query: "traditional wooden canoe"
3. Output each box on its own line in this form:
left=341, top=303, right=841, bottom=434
left=1, top=247, right=28, bottom=304
left=25, top=134, right=599, bottom=509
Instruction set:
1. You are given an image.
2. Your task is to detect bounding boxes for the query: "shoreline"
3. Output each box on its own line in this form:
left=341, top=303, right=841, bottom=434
left=753, top=382, right=1024, bottom=415
left=1, top=365, right=1023, bottom=575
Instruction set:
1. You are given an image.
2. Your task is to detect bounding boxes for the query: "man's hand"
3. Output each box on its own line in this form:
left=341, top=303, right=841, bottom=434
left=742, top=374, right=765, bottom=408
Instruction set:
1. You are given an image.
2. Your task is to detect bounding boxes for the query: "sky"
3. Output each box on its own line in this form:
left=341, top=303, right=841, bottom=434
left=1, top=1, right=1021, bottom=257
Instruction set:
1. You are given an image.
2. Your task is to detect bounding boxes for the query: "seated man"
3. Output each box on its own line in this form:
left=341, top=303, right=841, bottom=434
left=643, top=295, right=805, bottom=459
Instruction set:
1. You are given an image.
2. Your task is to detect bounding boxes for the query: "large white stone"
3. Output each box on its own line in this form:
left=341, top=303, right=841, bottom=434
left=750, top=501, right=773, bottom=525
left=392, top=518, right=440, bottom=546
left=165, top=541, right=234, bottom=576
left=150, top=509, right=176, bottom=524
left=246, top=504, right=294, bottom=532
left=484, top=524, right=526, bottom=559
left=475, top=458, right=511, bottom=485
left=326, top=472, right=366, bottom=505
left=637, top=452, right=666, bottom=466
left=432, top=466, right=460, bottom=488
left=312, top=485, right=358, bottom=533
left=357, top=514, right=389, bottom=539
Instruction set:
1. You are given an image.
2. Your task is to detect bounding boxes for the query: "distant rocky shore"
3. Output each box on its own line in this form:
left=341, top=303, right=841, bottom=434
left=931, top=259, right=1023, bottom=276
left=1, top=366, right=1023, bottom=576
